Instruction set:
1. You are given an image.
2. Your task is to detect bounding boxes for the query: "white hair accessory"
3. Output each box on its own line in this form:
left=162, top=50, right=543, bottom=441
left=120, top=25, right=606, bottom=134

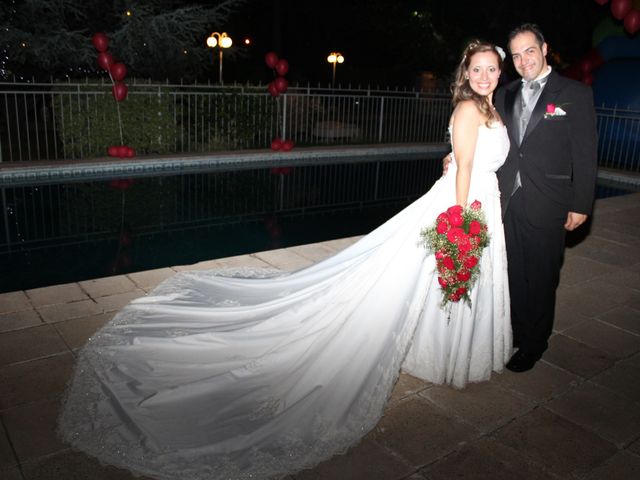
left=495, top=46, right=506, bottom=60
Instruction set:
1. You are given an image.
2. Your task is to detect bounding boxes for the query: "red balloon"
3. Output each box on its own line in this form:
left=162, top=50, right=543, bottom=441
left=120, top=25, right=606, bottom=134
left=624, top=9, right=640, bottom=34
left=611, top=0, right=632, bottom=19
left=267, top=82, right=280, bottom=97
left=110, top=62, right=127, bottom=81
left=274, top=76, right=288, bottom=93
left=265, top=51, right=279, bottom=69
left=107, top=145, right=119, bottom=157
left=97, top=52, right=114, bottom=71
left=112, top=82, right=128, bottom=102
left=582, top=73, right=594, bottom=86
left=125, top=147, right=136, bottom=158
left=281, top=139, right=294, bottom=151
left=271, top=137, right=283, bottom=150
left=275, top=59, right=289, bottom=76
left=594, top=0, right=609, bottom=4
left=92, top=32, right=109, bottom=52
left=116, top=145, right=129, bottom=158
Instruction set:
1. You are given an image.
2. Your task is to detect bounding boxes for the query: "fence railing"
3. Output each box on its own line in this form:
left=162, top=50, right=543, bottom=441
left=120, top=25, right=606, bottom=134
left=2, top=80, right=639, bottom=174
left=0, top=80, right=452, bottom=163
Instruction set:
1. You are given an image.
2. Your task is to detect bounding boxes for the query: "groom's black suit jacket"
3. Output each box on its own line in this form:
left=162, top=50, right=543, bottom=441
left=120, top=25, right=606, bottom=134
left=494, top=70, right=598, bottom=226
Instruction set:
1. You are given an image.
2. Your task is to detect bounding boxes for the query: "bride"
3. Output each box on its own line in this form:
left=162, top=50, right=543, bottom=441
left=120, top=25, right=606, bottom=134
left=59, top=41, right=511, bottom=480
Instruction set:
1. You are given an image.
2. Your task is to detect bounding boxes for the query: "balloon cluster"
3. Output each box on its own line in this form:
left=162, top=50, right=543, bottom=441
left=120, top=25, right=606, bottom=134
left=596, top=0, right=640, bottom=35
left=265, top=51, right=289, bottom=97
left=265, top=51, right=295, bottom=154
left=91, top=32, right=136, bottom=159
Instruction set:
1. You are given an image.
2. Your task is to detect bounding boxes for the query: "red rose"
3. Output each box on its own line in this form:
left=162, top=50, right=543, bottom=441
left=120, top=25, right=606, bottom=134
left=449, top=292, right=461, bottom=301
left=463, top=256, right=478, bottom=269
left=458, top=238, right=472, bottom=253
left=469, top=220, right=481, bottom=235
left=437, top=212, right=448, bottom=223
left=446, top=227, right=465, bottom=243
left=435, top=249, right=446, bottom=260
left=442, top=256, right=455, bottom=270
left=448, top=212, right=464, bottom=227
left=470, top=200, right=482, bottom=210
left=546, top=103, right=555, bottom=114
left=447, top=205, right=463, bottom=216
left=436, top=221, right=449, bottom=234
left=455, top=287, right=467, bottom=296
left=457, top=269, right=471, bottom=281
left=438, top=277, right=448, bottom=288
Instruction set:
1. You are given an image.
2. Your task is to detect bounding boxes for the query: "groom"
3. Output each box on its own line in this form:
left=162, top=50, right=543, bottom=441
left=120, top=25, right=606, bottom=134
left=495, top=24, right=598, bottom=372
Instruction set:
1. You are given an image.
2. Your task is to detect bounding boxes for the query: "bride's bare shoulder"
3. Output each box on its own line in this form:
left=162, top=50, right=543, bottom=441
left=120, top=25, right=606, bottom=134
left=451, top=101, right=483, bottom=127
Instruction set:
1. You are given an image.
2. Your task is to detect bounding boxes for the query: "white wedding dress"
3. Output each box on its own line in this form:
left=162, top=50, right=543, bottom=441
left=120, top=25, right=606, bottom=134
left=59, top=123, right=511, bottom=480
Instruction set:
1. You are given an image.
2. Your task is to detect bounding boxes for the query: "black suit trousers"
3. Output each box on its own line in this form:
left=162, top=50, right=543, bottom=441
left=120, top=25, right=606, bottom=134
left=504, top=189, right=566, bottom=356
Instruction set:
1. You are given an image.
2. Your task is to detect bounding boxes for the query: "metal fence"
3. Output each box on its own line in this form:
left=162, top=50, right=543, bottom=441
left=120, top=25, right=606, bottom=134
left=595, top=105, right=640, bottom=172
left=0, top=80, right=452, bottom=163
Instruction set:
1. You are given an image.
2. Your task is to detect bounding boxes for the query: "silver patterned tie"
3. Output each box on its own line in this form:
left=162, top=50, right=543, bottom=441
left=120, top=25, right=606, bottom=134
left=519, top=80, right=540, bottom=143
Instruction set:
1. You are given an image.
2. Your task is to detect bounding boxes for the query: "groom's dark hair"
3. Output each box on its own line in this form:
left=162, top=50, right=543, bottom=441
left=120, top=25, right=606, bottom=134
left=508, top=23, right=545, bottom=50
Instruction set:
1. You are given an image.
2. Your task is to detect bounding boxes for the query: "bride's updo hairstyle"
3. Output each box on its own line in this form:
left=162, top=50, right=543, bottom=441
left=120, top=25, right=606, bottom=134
left=451, top=40, right=504, bottom=121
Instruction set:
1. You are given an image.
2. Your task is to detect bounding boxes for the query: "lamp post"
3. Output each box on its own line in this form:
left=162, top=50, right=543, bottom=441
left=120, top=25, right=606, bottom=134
left=206, top=32, right=233, bottom=84
left=327, top=52, right=344, bottom=87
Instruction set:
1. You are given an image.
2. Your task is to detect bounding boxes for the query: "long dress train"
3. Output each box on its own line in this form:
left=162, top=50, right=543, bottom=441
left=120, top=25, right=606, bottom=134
left=58, top=123, right=511, bottom=480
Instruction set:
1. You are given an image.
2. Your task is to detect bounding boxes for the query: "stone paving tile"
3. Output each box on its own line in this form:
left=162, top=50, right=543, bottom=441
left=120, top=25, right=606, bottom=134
left=598, top=268, right=640, bottom=292
left=562, top=318, right=640, bottom=360
left=2, top=399, right=66, bottom=462
left=25, top=284, right=88, bottom=308
left=591, top=353, right=640, bottom=403
left=0, top=291, right=32, bottom=314
left=628, top=437, right=640, bottom=455
left=492, top=360, right=580, bottom=404
left=552, top=301, right=590, bottom=333
left=419, top=381, right=534, bottom=433
left=79, top=275, right=138, bottom=298
left=626, top=289, right=640, bottom=311
left=543, top=334, right=616, bottom=378
left=289, top=243, right=337, bottom=263
left=555, top=282, right=621, bottom=319
left=420, top=436, right=557, bottom=480
left=253, top=248, right=314, bottom=271
left=93, top=290, right=145, bottom=313
left=0, top=325, right=68, bottom=367
left=0, top=465, right=23, bottom=480
left=20, top=450, right=155, bottom=480
left=36, top=300, right=102, bottom=324
left=0, top=309, right=43, bottom=333
left=368, top=397, right=479, bottom=468
left=490, top=407, right=617, bottom=479
left=583, top=450, right=640, bottom=480
left=321, top=236, right=361, bottom=252
left=545, top=381, right=640, bottom=448
left=567, top=234, right=640, bottom=266
left=293, top=438, right=413, bottom=480
left=54, top=313, right=114, bottom=351
left=558, top=255, right=616, bottom=287
left=387, top=373, right=432, bottom=407
left=0, top=352, right=75, bottom=410
left=127, top=268, right=175, bottom=291
left=597, top=305, right=640, bottom=335
left=0, top=419, right=17, bottom=468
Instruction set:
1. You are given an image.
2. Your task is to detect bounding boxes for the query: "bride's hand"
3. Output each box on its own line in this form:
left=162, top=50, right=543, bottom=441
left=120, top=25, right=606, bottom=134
left=442, top=154, right=452, bottom=176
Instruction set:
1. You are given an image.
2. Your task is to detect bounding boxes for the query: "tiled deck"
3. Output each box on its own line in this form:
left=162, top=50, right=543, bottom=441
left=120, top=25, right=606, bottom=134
left=1, top=193, right=639, bottom=480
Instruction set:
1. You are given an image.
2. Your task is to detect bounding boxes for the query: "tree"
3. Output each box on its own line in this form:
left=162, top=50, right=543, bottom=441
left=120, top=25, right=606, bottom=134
left=1, top=0, right=247, bottom=81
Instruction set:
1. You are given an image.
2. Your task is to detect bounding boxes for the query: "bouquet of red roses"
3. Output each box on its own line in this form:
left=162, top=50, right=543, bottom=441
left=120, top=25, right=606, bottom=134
left=420, top=200, right=490, bottom=308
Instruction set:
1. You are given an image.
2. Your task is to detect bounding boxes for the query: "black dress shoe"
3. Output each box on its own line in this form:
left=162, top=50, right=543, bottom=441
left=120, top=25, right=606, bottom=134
left=506, top=350, right=539, bottom=373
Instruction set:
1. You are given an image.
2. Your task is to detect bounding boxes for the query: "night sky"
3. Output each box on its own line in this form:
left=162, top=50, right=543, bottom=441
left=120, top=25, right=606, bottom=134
left=221, top=0, right=609, bottom=88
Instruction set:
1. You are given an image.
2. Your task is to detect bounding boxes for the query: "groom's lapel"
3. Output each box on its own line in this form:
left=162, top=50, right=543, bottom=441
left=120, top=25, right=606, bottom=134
left=521, top=71, right=561, bottom=144
left=504, top=83, right=520, bottom=143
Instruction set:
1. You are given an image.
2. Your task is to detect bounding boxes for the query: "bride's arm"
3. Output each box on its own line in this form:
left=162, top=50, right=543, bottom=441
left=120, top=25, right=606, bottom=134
left=451, top=101, right=481, bottom=206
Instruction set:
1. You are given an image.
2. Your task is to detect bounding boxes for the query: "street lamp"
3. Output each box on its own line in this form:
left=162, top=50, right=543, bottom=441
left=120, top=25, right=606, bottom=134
left=206, top=32, right=233, bottom=84
left=327, top=52, right=344, bottom=87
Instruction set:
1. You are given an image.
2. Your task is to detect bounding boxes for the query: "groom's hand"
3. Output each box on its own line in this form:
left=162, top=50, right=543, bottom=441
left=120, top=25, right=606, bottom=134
left=565, top=212, right=588, bottom=231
